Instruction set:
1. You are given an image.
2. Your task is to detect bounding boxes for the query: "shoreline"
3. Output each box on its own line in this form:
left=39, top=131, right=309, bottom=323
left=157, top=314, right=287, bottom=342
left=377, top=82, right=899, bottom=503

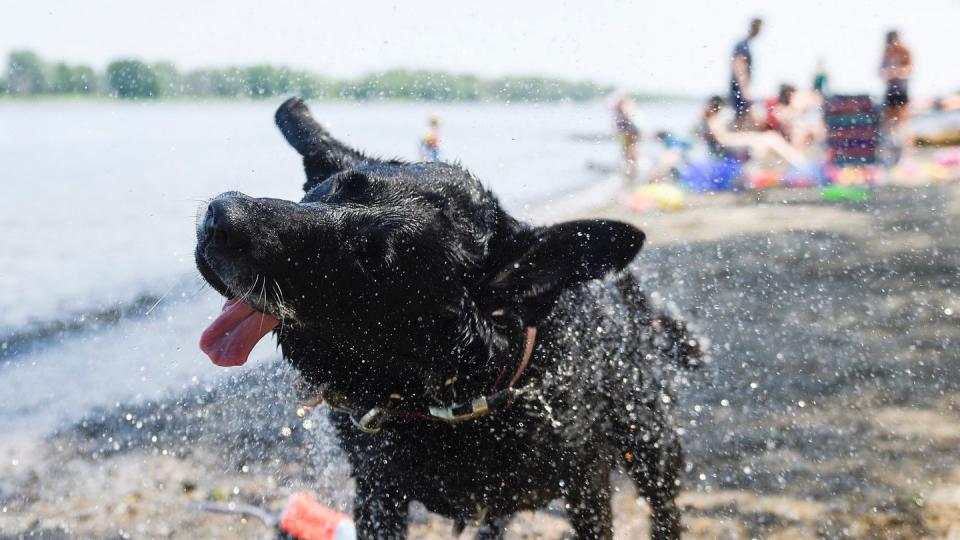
left=4, top=182, right=960, bottom=538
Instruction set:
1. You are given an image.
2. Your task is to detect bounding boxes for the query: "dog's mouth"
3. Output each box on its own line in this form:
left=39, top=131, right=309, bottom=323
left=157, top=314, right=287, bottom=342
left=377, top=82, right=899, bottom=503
left=199, top=298, right=279, bottom=367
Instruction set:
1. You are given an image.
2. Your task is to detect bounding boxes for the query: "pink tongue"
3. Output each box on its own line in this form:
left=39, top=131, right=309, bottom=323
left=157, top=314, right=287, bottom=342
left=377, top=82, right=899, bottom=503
left=200, top=298, right=279, bottom=367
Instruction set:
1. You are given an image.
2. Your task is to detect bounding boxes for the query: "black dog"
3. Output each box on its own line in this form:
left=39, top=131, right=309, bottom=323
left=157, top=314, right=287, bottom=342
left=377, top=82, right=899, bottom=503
left=195, top=98, right=701, bottom=539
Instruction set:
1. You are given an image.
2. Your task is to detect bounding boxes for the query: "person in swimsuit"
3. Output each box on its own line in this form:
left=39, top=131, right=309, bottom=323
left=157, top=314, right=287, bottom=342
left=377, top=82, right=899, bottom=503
left=730, top=18, right=763, bottom=130
left=765, top=84, right=797, bottom=141
left=614, top=96, right=641, bottom=185
left=702, top=95, right=805, bottom=167
left=880, top=30, right=913, bottom=150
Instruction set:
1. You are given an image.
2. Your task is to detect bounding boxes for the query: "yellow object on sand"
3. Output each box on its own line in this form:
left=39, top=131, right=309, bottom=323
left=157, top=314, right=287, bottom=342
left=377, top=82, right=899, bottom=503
left=835, top=167, right=868, bottom=185
left=629, top=184, right=685, bottom=212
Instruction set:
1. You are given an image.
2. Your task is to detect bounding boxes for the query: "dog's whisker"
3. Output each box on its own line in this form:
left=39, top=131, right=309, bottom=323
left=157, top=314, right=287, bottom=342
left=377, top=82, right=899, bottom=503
left=272, top=286, right=287, bottom=336
left=256, top=277, right=269, bottom=331
left=238, top=274, right=260, bottom=304
left=271, top=278, right=295, bottom=322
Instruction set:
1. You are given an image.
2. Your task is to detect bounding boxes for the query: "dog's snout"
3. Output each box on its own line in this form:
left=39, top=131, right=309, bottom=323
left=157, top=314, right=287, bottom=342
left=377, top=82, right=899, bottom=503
left=203, top=197, right=248, bottom=249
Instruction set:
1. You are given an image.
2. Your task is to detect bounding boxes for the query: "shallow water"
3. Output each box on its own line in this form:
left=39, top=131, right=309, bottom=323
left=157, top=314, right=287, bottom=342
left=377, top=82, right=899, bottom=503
left=0, top=99, right=697, bottom=437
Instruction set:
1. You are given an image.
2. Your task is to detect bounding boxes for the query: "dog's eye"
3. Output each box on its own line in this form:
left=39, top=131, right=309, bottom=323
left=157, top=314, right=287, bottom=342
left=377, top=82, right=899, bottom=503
left=304, top=178, right=337, bottom=203
left=309, top=172, right=370, bottom=205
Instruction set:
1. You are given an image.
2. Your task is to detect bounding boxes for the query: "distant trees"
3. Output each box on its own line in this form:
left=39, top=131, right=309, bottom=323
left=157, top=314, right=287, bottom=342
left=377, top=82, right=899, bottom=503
left=106, top=60, right=160, bottom=98
left=6, top=50, right=49, bottom=95
left=52, top=63, right=98, bottom=94
left=5, top=50, right=99, bottom=95
left=1, top=50, right=615, bottom=102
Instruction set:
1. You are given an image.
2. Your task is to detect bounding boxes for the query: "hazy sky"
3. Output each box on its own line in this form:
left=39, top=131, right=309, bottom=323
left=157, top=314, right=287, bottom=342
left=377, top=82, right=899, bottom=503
left=2, top=0, right=957, bottom=98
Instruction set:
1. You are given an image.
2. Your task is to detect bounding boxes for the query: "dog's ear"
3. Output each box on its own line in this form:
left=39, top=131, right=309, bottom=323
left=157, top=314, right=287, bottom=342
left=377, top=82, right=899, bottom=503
left=275, top=97, right=368, bottom=193
left=485, top=220, right=644, bottom=322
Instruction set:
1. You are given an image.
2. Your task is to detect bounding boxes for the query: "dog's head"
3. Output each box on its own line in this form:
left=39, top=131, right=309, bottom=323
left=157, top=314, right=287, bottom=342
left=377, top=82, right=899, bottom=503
left=195, top=98, right=644, bottom=406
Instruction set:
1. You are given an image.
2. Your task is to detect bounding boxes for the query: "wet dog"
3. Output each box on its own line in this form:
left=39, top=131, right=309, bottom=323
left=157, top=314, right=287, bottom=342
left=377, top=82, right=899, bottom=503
left=195, top=98, right=701, bottom=539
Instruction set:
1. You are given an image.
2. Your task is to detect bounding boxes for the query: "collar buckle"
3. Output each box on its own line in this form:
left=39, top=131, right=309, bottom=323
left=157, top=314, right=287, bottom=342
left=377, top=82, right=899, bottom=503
left=428, top=396, right=490, bottom=423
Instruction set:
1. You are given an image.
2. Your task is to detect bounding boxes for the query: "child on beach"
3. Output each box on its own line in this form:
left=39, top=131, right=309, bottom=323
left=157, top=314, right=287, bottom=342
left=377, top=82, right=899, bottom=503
left=419, top=115, right=441, bottom=162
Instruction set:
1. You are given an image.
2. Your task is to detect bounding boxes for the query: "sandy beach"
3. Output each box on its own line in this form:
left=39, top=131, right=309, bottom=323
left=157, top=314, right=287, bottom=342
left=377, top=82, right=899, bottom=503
left=3, top=181, right=960, bottom=539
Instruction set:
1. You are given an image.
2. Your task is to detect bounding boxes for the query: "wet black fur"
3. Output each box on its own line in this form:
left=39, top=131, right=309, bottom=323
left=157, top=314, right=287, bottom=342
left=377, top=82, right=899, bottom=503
left=195, top=98, right=701, bottom=539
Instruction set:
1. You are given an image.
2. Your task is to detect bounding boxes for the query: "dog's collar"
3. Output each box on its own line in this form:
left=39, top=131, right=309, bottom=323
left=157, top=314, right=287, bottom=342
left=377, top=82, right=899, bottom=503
left=294, top=326, right=538, bottom=433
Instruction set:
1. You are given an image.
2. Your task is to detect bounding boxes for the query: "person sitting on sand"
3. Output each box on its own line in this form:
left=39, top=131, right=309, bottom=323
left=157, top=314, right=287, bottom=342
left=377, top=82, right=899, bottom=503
left=702, top=95, right=805, bottom=167
left=419, top=116, right=441, bottom=162
left=765, top=84, right=798, bottom=141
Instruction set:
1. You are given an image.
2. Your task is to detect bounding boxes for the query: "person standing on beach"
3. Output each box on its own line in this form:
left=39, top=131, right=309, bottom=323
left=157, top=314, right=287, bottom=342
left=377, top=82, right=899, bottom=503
left=880, top=30, right=913, bottom=151
left=730, top=18, right=763, bottom=130
left=419, top=115, right=441, bottom=162
left=614, top=95, right=641, bottom=185
left=813, top=57, right=829, bottom=97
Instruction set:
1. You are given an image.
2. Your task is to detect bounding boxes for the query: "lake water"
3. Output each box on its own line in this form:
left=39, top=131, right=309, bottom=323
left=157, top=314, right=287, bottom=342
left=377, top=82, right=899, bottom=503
left=0, top=99, right=698, bottom=437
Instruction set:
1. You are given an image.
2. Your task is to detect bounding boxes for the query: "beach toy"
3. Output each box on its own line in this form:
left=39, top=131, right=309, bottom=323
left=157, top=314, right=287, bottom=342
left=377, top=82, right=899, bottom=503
left=782, top=163, right=827, bottom=188
left=747, top=170, right=781, bottom=190
left=747, top=171, right=783, bottom=189
left=195, top=491, right=357, bottom=540
left=628, top=183, right=684, bottom=212
left=677, top=157, right=742, bottom=192
left=821, top=185, right=870, bottom=202
left=281, top=492, right=357, bottom=540
left=921, top=162, right=951, bottom=182
left=934, top=147, right=960, bottom=168
left=834, top=166, right=869, bottom=185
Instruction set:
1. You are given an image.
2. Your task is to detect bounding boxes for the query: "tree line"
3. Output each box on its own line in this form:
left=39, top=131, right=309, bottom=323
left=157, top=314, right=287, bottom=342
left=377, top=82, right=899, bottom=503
left=0, top=50, right=612, bottom=102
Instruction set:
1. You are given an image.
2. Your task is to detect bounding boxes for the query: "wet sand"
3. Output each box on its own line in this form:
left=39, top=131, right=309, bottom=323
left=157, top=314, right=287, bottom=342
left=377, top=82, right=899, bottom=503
left=3, top=182, right=960, bottom=539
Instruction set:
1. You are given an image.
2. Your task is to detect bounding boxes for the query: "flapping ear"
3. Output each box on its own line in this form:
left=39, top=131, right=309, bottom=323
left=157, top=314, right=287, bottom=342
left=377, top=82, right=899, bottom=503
left=484, top=220, right=645, bottom=322
left=274, top=97, right=368, bottom=192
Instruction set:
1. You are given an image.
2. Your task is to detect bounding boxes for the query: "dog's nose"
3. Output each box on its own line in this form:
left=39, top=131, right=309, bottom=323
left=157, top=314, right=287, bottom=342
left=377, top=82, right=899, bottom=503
left=203, top=198, right=248, bottom=249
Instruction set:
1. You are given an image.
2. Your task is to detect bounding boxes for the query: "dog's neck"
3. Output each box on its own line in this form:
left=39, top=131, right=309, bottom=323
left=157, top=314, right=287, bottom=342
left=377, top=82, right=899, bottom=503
left=279, top=310, right=539, bottom=409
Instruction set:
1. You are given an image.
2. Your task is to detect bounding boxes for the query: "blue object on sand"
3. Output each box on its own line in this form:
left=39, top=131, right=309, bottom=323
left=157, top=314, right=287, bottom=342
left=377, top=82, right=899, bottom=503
left=677, top=157, right=742, bottom=192
left=783, top=162, right=828, bottom=187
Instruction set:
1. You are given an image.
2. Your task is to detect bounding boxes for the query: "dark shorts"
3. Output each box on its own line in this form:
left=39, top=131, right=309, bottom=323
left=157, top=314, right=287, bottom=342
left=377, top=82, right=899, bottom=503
left=730, top=82, right=751, bottom=116
left=885, top=79, right=909, bottom=108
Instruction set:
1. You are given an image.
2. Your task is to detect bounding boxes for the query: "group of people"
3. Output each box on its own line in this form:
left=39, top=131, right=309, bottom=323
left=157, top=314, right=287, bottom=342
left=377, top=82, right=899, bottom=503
left=615, top=17, right=916, bottom=185
left=723, top=18, right=913, bottom=160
